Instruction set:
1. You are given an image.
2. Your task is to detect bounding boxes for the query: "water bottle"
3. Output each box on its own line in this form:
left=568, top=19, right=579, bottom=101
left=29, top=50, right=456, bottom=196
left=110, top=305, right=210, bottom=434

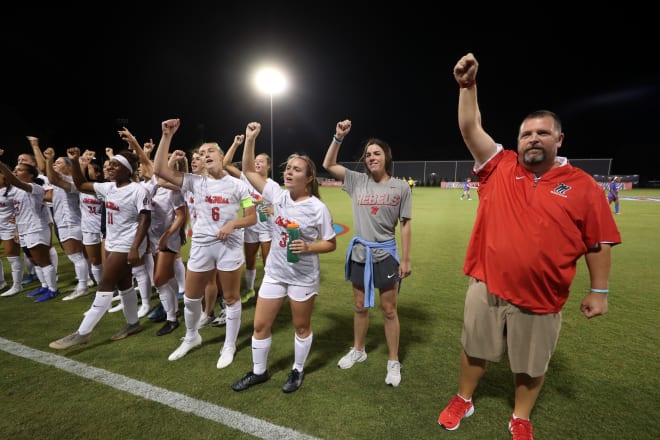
left=286, top=222, right=300, bottom=263
left=256, top=200, right=268, bottom=222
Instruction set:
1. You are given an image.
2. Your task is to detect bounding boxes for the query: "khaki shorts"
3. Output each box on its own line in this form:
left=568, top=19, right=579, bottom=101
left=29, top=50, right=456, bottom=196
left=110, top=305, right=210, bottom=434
left=461, top=278, right=562, bottom=377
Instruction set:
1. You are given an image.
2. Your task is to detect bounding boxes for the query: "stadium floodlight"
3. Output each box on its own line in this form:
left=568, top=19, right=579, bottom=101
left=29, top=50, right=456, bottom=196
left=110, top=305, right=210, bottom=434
left=254, top=66, right=288, bottom=181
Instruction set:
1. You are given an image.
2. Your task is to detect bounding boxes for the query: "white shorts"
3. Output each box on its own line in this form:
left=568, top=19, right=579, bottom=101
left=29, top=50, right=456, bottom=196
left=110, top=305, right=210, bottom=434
left=187, top=241, right=244, bottom=272
left=105, top=237, right=148, bottom=255
left=0, top=224, right=16, bottom=241
left=82, top=231, right=102, bottom=246
left=258, top=274, right=319, bottom=302
left=57, top=225, right=83, bottom=242
left=148, top=231, right=182, bottom=254
left=20, top=229, right=51, bottom=248
left=243, top=224, right=273, bottom=244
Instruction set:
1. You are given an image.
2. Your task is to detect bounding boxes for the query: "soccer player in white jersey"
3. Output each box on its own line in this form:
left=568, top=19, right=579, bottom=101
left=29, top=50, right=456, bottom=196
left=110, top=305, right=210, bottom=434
left=43, top=148, right=91, bottom=300
left=222, top=134, right=275, bottom=304
left=74, top=154, right=104, bottom=291
left=231, top=122, right=337, bottom=393
left=153, top=119, right=257, bottom=367
left=16, top=150, right=59, bottom=287
left=184, top=148, right=225, bottom=328
left=142, top=168, right=187, bottom=336
left=116, top=127, right=158, bottom=320
left=0, top=170, right=23, bottom=297
left=49, top=148, right=151, bottom=349
left=0, top=156, right=59, bottom=302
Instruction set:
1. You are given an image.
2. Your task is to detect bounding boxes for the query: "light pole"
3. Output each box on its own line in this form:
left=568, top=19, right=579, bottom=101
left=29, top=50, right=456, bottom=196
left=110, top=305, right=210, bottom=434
left=254, top=66, right=287, bottom=181
left=269, top=92, right=274, bottom=180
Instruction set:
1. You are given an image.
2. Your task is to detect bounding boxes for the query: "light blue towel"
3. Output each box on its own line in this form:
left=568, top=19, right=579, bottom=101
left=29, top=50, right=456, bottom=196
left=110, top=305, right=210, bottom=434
left=345, top=237, right=399, bottom=308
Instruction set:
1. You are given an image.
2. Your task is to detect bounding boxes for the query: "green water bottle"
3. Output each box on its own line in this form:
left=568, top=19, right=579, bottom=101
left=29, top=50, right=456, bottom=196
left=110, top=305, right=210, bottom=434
left=256, top=200, right=268, bottom=222
left=286, top=222, right=300, bottom=263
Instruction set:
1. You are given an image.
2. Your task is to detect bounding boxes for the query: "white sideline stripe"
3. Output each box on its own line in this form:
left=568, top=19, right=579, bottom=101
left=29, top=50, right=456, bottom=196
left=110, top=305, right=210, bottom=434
left=0, top=337, right=320, bottom=440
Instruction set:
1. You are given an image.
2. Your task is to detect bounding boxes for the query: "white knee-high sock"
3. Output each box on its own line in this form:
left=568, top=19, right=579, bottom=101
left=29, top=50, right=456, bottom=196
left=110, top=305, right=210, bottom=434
left=252, top=336, right=272, bottom=375
left=67, top=252, right=89, bottom=289
left=143, top=252, right=155, bottom=285
left=8, top=256, right=23, bottom=286
left=131, top=265, right=151, bottom=305
left=78, top=291, right=113, bottom=335
left=119, top=287, right=139, bottom=324
left=34, top=266, right=47, bottom=288
left=183, top=296, right=202, bottom=341
left=91, top=264, right=103, bottom=286
left=224, top=301, right=242, bottom=348
left=174, top=256, right=186, bottom=293
left=293, top=333, right=313, bottom=372
left=168, top=278, right=180, bottom=314
left=157, top=279, right=176, bottom=321
left=49, top=246, right=58, bottom=273
left=41, top=265, right=58, bottom=291
left=23, top=254, right=34, bottom=276
left=244, top=268, right=256, bottom=290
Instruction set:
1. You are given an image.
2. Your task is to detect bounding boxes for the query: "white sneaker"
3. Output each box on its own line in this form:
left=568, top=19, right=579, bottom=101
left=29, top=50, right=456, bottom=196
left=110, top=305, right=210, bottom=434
left=337, top=347, right=367, bottom=369
left=198, top=312, right=214, bottom=329
left=111, top=293, right=121, bottom=303
left=108, top=303, right=123, bottom=313
left=62, top=287, right=89, bottom=301
left=49, top=331, right=91, bottom=350
left=211, top=309, right=227, bottom=327
left=385, top=360, right=401, bottom=387
left=216, top=345, right=236, bottom=369
left=0, top=281, right=7, bottom=291
left=137, top=303, right=151, bottom=318
left=87, top=279, right=95, bottom=288
left=168, top=334, right=202, bottom=361
left=0, top=284, right=21, bottom=297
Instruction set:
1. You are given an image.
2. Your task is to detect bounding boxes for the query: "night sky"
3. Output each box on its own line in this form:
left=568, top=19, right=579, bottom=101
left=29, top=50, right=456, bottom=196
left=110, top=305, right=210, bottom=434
left=2, top=6, right=658, bottom=183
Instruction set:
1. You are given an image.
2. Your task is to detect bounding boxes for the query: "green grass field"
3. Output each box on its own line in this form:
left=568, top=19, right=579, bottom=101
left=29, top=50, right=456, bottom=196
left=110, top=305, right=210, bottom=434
left=1, top=187, right=658, bottom=439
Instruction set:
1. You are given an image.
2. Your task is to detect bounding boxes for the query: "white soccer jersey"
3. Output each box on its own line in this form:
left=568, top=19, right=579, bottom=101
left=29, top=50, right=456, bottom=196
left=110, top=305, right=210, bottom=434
left=12, top=183, right=51, bottom=235
left=240, top=172, right=274, bottom=235
left=180, top=173, right=252, bottom=248
left=79, top=192, right=103, bottom=234
left=0, top=185, right=18, bottom=235
left=93, top=181, right=151, bottom=253
left=145, top=176, right=185, bottom=249
left=51, top=174, right=82, bottom=228
left=261, top=180, right=336, bottom=286
left=38, top=173, right=54, bottom=208
left=184, top=189, right=196, bottom=237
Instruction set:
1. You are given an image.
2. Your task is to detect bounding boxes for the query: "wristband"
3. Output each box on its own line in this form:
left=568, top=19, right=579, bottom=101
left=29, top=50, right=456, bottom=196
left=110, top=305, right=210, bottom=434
left=590, top=288, right=609, bottom=294
left=333, top=135, right=343, bottom=145
left=460, top=80, right=476, bottom=89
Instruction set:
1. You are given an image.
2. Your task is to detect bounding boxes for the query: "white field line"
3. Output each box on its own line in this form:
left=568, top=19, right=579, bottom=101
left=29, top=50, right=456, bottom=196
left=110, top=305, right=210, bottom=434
left=0, top=337, right=321, bottom=440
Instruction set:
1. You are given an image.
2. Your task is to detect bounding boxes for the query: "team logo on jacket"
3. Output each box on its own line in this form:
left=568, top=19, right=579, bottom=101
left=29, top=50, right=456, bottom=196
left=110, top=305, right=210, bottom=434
left=551, top=182, right=571, bottom=198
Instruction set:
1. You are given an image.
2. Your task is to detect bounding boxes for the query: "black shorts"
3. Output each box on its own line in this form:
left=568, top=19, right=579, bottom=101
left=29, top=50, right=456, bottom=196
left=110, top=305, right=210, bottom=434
left=349, top=255, right=399, bottom=289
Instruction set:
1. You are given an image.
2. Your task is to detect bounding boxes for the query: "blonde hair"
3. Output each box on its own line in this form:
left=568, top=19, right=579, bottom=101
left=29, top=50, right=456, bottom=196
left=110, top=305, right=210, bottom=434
left=286, top=153, right=320, bottom=198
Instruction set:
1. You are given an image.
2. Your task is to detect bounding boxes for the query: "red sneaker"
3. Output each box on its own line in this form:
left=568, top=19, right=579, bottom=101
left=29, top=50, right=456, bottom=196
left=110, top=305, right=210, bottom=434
left=438, top=394, right=474, bottom=431
left=509, top=416, right=534, bottom=439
